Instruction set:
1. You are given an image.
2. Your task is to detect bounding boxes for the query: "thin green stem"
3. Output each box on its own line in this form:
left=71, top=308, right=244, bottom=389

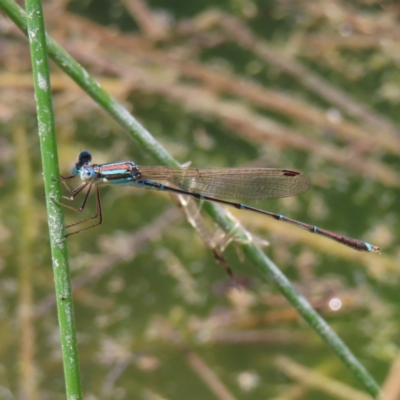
left=0, top=0, right=381, bottom=397
left=22, top=0, right=82, bottom=398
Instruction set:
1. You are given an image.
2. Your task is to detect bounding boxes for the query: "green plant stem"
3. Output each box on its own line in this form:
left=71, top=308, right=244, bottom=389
left=0, top=0, right=381, bottom=397
left=22, top=0, right=82, bottom=398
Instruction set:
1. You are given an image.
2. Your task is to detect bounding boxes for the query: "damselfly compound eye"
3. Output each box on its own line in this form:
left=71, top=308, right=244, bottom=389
left=80, top=168, right=95, bottom=181
left=77, top=151, right=92, bottom=166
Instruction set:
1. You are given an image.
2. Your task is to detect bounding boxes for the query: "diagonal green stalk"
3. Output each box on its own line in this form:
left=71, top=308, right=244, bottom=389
left=22, top=0, right=82, bottom=398
left=0, top=0, right=381, bottom=397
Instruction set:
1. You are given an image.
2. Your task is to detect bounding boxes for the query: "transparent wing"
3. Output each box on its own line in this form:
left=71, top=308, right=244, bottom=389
left=138, top=167, right=311, bottom=200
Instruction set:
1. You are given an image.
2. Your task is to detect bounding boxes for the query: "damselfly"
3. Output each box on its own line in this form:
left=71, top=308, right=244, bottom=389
left=56, top=151, right=380, bottom=253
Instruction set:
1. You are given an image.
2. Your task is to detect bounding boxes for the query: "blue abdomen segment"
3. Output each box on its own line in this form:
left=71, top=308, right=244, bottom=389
left=140, top=179, right=165, bottom=190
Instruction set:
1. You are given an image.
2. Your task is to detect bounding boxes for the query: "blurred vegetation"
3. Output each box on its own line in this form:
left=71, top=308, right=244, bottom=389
left=0, top=0, right=399, bottom=399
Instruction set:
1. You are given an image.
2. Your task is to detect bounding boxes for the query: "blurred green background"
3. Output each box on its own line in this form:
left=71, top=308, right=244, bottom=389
left=0, top=0, right=399, bottom=399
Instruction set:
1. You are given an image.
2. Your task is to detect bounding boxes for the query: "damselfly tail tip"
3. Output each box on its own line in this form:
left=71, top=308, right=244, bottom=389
left=367, top=243, right=381, bottom=253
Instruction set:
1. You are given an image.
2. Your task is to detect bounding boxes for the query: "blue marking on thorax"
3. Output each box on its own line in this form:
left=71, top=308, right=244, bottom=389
left=313, top=226, right=317, bottom=232
left=106, top=177, right=136, bottom=186
left=279, top=215, right=283, bottom=220
left=102, top=168, right=131, bottom=177
left=99, top=162, right=141, bottom=186
left=365, top=242, right=372, bottom=251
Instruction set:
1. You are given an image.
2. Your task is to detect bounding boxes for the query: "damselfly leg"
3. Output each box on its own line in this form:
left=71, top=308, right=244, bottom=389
left=53, top=176, right=103, bottom=237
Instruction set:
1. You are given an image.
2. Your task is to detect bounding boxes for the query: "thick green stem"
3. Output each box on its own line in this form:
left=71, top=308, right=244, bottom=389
left=23, top=0, right=82, bottom=398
